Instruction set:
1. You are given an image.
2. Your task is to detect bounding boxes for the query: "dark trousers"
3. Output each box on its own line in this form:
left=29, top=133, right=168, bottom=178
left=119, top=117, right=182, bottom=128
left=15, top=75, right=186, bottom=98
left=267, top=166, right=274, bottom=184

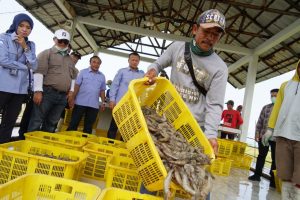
left=254, top=139, right=276, bottom=184
left=107, top=117, right=118, bottom=139
left=67, top=105, right=98, bottom=134
left=28, top=87, right=67, bottom=133
left=18, top=96, right=34, bottom=139
left=220, top=131, right=235, bottom=140
left=0, top=91, right=25, bottom=143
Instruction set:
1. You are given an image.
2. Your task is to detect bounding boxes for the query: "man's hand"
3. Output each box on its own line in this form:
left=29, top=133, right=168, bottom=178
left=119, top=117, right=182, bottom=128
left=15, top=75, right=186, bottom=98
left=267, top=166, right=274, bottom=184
left=208, top=138, right=218, bottom=156
left=262, top=129, right=273, bottom=146
left=100, top=103, right=106, bottom=112
left=67, top=91, right=74, bottom=109
left=33, top=92, right=43, bottom=105
left=144, top=68, right=157, bottom=85
left=109, top=101, right=116, bottom=110
left=255, top=132, right=260, bottom=142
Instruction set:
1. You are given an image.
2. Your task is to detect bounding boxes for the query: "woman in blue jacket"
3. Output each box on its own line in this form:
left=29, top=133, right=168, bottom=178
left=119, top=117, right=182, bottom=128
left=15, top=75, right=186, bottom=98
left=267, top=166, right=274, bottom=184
left=0, top=13, right=37, bottom=143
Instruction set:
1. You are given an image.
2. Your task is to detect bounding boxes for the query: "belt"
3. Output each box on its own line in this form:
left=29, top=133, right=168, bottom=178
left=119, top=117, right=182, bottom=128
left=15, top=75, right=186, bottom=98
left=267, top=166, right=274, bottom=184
left=43, top=85, right=67, bottom=95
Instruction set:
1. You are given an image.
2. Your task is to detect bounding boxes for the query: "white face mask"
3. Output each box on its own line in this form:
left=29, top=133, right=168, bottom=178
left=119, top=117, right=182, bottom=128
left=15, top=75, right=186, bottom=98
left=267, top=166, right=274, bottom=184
left=271, top=97, right=276, bottom=104
left=55, top=46, right=68, bottom=52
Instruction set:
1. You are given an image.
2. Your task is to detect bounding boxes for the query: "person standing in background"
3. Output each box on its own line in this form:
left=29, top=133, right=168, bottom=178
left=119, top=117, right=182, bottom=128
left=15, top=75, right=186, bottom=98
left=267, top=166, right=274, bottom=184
left=56, top=51, right=81, bottom=132
left=107, top=52, right=144, bottom=139
left=105, top=80, right=112, bottom=103
left=0, top=13, right=37, bottom=143
left=28, top=29, right=77, bottom=133
left=248, top=89, right=279, bottom=189
left=220, top=100, right=243, bottom=140
left=67, top=56, right=106, bottom=134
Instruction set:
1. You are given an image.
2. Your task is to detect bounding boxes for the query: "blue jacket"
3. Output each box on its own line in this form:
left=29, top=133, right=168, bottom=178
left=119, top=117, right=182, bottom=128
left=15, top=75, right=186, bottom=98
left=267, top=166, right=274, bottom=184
left=0, top=32, right=37, bottom=94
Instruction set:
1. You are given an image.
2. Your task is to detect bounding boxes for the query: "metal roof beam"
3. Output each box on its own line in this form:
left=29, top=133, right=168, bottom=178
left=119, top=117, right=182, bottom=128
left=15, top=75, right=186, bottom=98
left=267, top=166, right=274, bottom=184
left=254, top=18, right=300, bottom=56
left=99, top=49, right=155, bottom=63
left=228, top=55, right=251, bottom=73
left=54, top=0, right=99, bottom=51
left=76, top=16, right=252, bottom=55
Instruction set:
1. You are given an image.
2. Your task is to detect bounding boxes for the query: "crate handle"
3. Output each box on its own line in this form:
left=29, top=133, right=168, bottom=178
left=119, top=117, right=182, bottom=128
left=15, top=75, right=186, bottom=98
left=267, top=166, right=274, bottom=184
left=55, top=184, right=73, bottom=194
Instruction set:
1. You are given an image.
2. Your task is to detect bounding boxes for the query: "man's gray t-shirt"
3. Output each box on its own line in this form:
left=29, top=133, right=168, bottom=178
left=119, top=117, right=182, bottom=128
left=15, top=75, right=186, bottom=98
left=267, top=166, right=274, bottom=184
left=148, top=41, right=228, bottom=139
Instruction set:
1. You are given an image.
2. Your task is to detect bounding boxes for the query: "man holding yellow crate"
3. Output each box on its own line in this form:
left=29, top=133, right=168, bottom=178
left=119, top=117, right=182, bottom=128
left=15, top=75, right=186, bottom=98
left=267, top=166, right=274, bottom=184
left=146, top=9, right=228, bottom=156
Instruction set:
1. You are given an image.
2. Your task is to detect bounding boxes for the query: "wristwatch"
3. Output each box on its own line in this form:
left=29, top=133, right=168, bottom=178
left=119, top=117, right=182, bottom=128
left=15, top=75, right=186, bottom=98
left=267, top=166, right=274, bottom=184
left=24, top=47, right=30, bottom=53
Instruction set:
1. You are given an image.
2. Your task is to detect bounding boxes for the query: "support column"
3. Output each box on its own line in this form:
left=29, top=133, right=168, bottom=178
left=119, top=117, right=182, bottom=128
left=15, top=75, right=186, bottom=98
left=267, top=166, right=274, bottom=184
left=240, top=55, right=258, bottom=142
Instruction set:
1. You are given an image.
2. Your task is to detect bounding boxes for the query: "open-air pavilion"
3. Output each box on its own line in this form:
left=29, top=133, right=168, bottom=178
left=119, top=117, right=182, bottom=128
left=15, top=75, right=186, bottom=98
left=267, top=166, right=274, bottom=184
left=13, top=1, right=300, bottom=199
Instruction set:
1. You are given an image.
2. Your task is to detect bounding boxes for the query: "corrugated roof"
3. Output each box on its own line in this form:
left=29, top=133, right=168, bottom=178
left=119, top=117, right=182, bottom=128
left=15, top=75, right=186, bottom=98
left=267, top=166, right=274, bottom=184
left=15, top=0, right=300, bottom=88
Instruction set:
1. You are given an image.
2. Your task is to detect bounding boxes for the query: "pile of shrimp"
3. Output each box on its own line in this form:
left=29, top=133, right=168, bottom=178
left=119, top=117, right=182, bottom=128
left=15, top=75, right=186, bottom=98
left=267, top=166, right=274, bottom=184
left=142, top=107, right=213, bottom=200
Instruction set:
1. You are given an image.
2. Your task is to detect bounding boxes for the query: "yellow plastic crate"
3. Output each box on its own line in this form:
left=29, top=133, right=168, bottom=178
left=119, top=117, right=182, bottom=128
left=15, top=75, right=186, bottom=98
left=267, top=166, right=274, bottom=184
left=239, top=155, right=253, bottom=170
left=0, top=174, right=101, bottom=200
left=231, top=141, right=247, bottom=156
left=24, top=131, right=92, bottom=151
left=106, top=156, right=141, bottom=192
left=98, top=188, right=162, bottom=200
left=209, top=158, right=232, bottom=176
left=228, top=155, right=242, bottom=168
left=157, top=189, right=190, bottom=199
left=217, top=139, right=234, bottom=157
left=112, top=77, right=214, bottom=191
left=273, top=170, right=282, bottom=193
left=88, top=137, right=126, bottom=148
left=58, top=131, right=97, bottom=139
left=0, top=140, right=88, bottom=184
left=229, top=155, right=253, bottom=169
left=82, top=139, right=130, bottom=180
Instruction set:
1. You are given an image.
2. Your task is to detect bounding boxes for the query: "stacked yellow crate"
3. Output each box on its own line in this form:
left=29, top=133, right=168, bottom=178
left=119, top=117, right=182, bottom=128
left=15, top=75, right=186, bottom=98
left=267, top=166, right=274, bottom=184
left=0, top=174, right=101, bottom=200
left=214, top=139, right=253, bottom=176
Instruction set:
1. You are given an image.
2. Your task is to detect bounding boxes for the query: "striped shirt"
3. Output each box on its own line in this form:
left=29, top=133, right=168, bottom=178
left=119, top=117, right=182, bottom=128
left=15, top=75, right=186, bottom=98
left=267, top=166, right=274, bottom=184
left=256, top=103, right=274, bottom=137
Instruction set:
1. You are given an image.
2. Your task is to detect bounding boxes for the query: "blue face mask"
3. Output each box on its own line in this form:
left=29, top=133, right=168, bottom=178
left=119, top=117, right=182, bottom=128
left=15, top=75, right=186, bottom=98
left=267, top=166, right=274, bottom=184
left=271, top=97, right=276, bottom=104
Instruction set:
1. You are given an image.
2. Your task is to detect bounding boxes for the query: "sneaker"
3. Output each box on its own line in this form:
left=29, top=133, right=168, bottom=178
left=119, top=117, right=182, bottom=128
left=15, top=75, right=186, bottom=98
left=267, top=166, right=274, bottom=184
left=269, top=181, right=276, bottom=188
left=248, top=175, right=261, bottom=181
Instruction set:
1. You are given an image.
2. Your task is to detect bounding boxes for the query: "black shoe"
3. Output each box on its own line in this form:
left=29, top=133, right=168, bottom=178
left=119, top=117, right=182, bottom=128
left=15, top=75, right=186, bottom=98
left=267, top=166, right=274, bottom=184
left=269, top=181, right=276, bottom=188
left=248, top=175, right=261, bottom=181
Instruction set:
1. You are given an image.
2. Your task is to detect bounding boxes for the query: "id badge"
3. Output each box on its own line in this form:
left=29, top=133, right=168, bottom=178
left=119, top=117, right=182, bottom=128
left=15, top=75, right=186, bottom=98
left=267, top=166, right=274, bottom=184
left=10, top=69, right=18, bottom=76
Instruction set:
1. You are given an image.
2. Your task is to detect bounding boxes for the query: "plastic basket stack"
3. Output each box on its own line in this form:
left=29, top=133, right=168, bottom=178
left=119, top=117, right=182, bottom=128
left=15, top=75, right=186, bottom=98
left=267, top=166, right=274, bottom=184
left=0, top=140, right=88, bottom=184
left=24, top=131, right=97, bottom=151
left=213, top=138, right=253, bottom=176
left=0, top=174, right=101, bottom=200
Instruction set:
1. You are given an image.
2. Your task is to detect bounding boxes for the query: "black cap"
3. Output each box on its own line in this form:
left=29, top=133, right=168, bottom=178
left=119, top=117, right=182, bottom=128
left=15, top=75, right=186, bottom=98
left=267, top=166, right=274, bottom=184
left=225, top=100, right=234, bottom=105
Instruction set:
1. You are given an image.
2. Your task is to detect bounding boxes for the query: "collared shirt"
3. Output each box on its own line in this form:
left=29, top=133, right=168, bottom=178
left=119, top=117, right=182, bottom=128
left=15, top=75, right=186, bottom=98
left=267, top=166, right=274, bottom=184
left=34, top=46, right=77, bottom=92
left=109, top=67, right=145, bottom=103
left=75, top=67, right=106, bottom=109
left=0, top=32, right=37, bottom=94
left=256, top=103, right=274, bottom=137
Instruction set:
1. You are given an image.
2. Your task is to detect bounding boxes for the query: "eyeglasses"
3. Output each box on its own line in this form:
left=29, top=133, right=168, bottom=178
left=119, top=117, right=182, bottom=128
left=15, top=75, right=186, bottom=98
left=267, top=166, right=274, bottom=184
left=57, top=39, right=69, bottom=45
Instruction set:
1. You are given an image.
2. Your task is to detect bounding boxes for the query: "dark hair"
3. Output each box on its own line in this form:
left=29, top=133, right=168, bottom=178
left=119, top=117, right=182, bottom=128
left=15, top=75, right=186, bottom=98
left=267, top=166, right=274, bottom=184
left=71, top=51, right=81, bottom=59
left=270, top=88, right=279, bottom=93
left=89, top=55, right=101, bottom=63
left=129, top=52, right=140, bottom=59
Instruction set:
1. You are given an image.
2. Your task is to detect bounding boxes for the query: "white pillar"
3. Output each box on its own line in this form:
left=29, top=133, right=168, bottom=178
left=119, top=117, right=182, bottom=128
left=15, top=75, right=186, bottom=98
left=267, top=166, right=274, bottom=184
left=240, top=55, right=258, bottom=142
